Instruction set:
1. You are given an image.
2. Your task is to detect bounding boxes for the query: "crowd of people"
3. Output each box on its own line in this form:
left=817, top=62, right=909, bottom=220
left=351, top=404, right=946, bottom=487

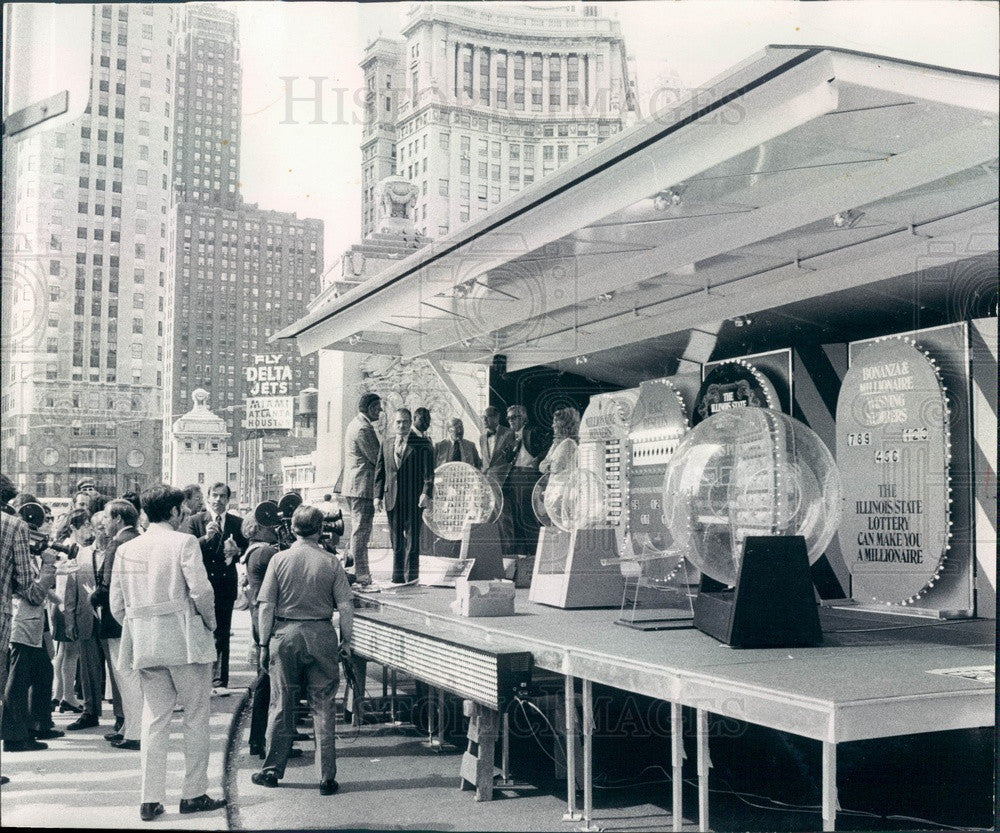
left=0, top=393, right=581, bottom=816
left=0, top=471, right=355, bottom=819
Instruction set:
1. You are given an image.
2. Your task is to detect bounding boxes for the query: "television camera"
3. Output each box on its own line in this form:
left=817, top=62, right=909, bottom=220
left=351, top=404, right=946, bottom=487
left=11, top=501, right=79, bottom=559
left=253, top=492, right=344, bottom=552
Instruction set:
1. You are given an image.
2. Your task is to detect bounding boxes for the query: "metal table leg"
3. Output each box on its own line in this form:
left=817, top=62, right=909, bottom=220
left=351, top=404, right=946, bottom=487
left=563, top=674, right=581, bottom=822
left=579, top=679, right=601, bottom=832
left=696, top=708, right=709, bottom=832
left=390, top=668, right=400, bottom=724
left=822, top=741, right=837, bottom=832
left=436, top=688, right=446, bottom=748
left=496, top=712, right=514, bottom=787
left=672, top=702, right=683, bottom=832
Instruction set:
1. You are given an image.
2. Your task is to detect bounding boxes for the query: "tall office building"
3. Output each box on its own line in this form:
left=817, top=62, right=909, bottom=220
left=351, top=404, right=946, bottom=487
left=360, top=3, right=636, bottom=239
left=2, top=3, right=177, bottom=497
left=163, top=4, right=322, bottom=487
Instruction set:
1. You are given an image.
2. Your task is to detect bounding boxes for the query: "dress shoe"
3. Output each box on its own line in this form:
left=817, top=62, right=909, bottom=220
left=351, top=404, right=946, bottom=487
left=105, top=732, right=125, bottom=743
left=32, top=728, right=64, bottom=740
left=178, top=794, right=227, bottom=814
left=1, top=775, right=9, bottom=785
left=251, top=771, right=279, bottom=788
left=66, top=714, right=100, bottom=730
left=288, top=747, right=303, bottom=758
left=111, top=738, right=141, bottom=751
left=58, top=700, right=83, bottom=714
left=319, top=779, right=339, bottom=796
left=293, top=732, right=310, bottom=741
left=51, top=698, right=59, bottom=709
left=211, top=687, right=231, bottom=698
left=139, top=802, right=164, bottom=822
left=4, top=739, right=48, bottom=752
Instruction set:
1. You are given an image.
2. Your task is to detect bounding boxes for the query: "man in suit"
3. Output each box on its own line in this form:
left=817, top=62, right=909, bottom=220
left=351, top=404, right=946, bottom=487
left=90, top=499, right=143, bottom=749
left=435, top=418, right=483, bottom=469
left=180, top=482, right=247, bottom=693
left=501, top=405, right=551, bottom=558
left=111, top=484, right=226, bottom=822
left=479, top=406, right=514, bottom=477
left=340, top=393, right=383, bottom=588
left=63, top=509, right=104, bottom=732
left=411, top=407, right=432, bottom=441
left=374, top=408, right=435, bottom=584
left=479, top=406, right=516, bottom=551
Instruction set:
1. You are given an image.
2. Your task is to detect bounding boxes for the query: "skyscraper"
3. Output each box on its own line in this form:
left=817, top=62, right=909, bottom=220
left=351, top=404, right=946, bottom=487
left=2, top=3, right=177, bottom=497
left=360, top=3, right=636, bottom=239
left=163, top=4, right=322, bottom=488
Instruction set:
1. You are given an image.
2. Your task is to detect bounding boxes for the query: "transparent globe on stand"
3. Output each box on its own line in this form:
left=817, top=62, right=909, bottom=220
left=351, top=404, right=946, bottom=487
left=533, top=467, right=608, bottom=533
left=661, top=408, right=841, bottom=586
left=424, top=462, right=502, bottom=542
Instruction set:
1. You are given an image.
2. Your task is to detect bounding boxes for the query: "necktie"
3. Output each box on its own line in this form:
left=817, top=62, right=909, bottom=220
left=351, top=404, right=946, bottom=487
left=450, top=441, right=462, bottom=462
left=395, top=438, right=405, bottom=465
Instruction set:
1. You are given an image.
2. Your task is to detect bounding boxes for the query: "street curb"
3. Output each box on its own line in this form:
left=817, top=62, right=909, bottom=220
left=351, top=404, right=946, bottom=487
left=223, top=684, right=254, bottom=831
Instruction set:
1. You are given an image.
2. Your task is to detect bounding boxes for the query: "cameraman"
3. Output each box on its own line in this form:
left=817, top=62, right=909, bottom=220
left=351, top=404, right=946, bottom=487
left=1, top=479, right=60, bottom=756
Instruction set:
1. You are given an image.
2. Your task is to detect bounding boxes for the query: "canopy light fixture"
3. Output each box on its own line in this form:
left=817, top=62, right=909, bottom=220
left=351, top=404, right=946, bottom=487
left=653, top=186, right=684, bottom=211
left=833, top=209, right=865, bottom=229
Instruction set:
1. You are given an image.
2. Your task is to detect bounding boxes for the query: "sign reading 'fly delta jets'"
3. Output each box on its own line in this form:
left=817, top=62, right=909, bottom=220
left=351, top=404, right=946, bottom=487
left=244, top=355, right=293, bottom=430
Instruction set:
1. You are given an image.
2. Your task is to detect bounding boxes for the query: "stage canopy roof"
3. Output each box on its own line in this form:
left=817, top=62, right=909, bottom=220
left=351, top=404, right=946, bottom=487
left=276, top=45, right=999, bottom=384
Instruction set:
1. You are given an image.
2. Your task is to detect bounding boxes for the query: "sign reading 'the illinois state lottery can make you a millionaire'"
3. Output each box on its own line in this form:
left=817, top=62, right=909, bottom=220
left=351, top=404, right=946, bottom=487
left=836, top=337, right=951, bottom=605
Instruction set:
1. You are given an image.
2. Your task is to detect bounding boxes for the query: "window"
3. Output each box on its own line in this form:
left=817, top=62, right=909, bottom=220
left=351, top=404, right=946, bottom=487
left=139, top=96, right=150, bottom=112
left=140, top=72, right=151, bottom=88
left=438, top=179, right=449, bottom=196
left=439, top=133, right=449, bottom=151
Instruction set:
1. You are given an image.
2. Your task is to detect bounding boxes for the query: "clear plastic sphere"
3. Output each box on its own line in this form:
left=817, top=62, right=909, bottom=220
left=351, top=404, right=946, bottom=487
left=661, top=408, right=841, bottom=586
left=424, top=462, right=502, bottom=541
left=533, top=467, right=608, bottom=533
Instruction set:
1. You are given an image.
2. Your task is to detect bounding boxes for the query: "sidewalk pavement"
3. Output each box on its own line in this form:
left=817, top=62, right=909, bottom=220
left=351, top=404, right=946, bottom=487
left=0, top=609, right=256, bottom=829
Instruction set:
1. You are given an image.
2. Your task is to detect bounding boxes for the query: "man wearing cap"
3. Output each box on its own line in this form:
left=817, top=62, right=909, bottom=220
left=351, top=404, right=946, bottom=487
left=251, top=505, right=354, bottom=795
left=340, top=393, right=382, bottom=587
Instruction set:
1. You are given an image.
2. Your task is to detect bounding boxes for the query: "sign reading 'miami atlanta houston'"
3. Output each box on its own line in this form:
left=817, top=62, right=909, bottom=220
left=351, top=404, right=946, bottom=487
left=836, top=337, right=951, bottom=605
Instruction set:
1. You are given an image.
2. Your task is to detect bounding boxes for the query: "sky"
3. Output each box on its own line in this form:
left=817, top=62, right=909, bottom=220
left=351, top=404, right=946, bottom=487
left=231, top=1, right=999, bottom=279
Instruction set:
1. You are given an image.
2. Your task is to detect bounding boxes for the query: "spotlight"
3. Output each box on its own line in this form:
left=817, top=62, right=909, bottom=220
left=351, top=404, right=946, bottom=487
left=653, top=187, right=683, bottom=211
left=347, top=333, right=362, bottom=345
left=833, top=209, right=864, bottom=229
left=574, top=355, right=589, bottom=365
left=596, top=292, right=615, bottom=302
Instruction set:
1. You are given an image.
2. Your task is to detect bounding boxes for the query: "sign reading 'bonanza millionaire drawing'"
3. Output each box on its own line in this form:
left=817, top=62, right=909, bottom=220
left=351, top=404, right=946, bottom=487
left=836, top=337, right=951, bottom=605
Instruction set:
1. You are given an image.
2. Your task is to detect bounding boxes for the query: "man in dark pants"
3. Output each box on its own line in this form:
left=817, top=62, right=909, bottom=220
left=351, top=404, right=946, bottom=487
left=252, top=505, right=354, bottom=795
left=1, top=478, right=58, bottom=774
left=502, top=405, right=551, bottom=558
left=180, top=482, right=247, bottom=694
left=241, top=515, right=279, bottom=757
left=374, top=408, right=435, bottom=584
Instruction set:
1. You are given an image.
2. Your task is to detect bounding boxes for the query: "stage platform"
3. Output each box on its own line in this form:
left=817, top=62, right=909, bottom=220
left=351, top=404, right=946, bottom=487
left=352, top=585, right=994, bottom=831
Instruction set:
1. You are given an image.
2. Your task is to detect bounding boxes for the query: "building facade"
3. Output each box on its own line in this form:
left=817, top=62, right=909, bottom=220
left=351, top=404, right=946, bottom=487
left=2, top=3, right=177, bottom=497
left=170, top=387, right=229, bottom=489
left=162, top=5, right=323, bottom=489
left=360, top=3, right=637, bottom=239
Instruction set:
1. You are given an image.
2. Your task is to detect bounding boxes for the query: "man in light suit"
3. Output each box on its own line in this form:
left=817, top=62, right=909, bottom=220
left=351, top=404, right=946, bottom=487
left=340, top=392, right=383, bottom=587
left=180, top=482, right=247, bottom=692
left=435, top=418, right=483, bottom=469
left=111, top=484, right=226, bottom=822
left=374, top=408, right=435, bottom=584
left=479, top=406, right=515, bottom=478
